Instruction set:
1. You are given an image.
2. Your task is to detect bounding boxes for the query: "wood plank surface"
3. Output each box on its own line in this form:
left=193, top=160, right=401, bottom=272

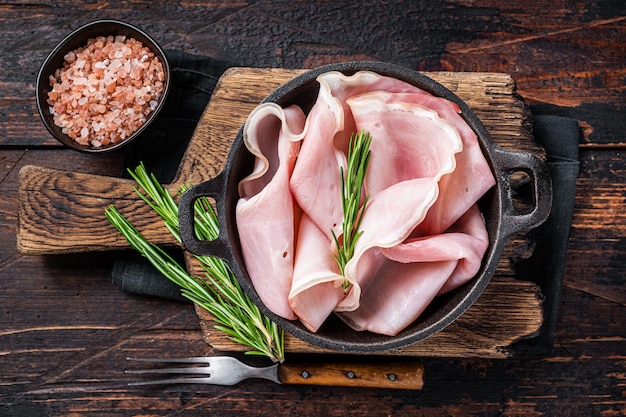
left=1, top=1, right=624, bottom=416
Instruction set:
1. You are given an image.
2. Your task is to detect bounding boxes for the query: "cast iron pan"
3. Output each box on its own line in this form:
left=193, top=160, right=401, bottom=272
left=178, top=61, right=552, bottom=353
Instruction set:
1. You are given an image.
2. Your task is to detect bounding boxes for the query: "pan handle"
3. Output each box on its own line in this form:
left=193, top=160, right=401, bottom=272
left=493, top=147, right=553, bottom=238
left=178, top=172, right=231, bottom=260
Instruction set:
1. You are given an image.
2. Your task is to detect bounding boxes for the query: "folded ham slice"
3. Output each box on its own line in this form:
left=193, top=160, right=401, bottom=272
left=236, top=104, right=306, bottom=320
left=288, top=78, right=346, bottom=240
left=289, top=71, right=436, bottom=239
left=381, top=204, right=489, bottom=295
left=337, top=177, right=441, bottom=312
left=385, top=92, right=495, bottom=235
left=338, top=260, right=458, bottom=336
left=339, top=204, right=489, bottom=336
left=288, top=215, right=345, bottom=332
left=346, top=91, right=462, bottom=197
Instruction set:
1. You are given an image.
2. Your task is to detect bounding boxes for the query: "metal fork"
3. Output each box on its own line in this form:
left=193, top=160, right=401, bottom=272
left=125, top=356, right=424, bottom=389
left=126, top=356, right=280, bottom=386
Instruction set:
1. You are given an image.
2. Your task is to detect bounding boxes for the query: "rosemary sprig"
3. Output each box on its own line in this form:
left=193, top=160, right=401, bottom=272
left=105, top=163, right=284, bottom=363
left=332, top=130, right=373, bottom=291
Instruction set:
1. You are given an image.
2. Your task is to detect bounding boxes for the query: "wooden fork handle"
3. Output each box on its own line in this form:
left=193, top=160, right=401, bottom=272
left=278, top=360, right=424, bottom=390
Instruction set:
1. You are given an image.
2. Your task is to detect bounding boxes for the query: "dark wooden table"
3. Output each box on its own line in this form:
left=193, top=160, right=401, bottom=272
left=1, top=2, right=624, bottom=416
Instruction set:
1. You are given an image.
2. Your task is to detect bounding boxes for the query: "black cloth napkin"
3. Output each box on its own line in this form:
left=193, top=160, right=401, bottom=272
left=514, top=114, right=580, bottom=354
left=110, top=57, right=580, bottom=352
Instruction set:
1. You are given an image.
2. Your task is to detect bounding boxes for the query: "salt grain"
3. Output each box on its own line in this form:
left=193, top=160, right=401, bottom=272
left=46, top=35, right=165, bottom=148
left=110, top=59, right=122, bottom=69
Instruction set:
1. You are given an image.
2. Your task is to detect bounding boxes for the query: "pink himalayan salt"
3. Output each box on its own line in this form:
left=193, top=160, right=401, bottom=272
left=47, top=35, right=165, bottom=148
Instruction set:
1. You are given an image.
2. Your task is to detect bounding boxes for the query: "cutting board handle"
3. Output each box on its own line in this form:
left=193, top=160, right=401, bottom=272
left=17, top=164, right=177, bottom=254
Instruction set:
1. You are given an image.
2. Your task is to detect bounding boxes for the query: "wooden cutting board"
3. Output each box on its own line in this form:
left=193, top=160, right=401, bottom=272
left=18, top=67, right=546, bottom=358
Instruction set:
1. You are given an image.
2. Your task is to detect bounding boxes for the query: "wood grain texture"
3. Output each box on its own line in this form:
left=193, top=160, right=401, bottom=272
left=2, top=1, right=625, bottom=416
left=277, top=360, right=424, bottom=389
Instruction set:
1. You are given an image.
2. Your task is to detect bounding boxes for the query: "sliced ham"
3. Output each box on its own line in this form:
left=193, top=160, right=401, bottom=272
left=289, top=71, right=436, bottom=239
left=288, top=215, right=346, bottom=332
left=335, top=92, right=465, bottom=313
left=336, top=177, right=441, bottom=312
left=236, top=104, right=306, bottom=320
left=381, top=204, right=490, bottom=295
left=339, top=205, right=489, bottom=336
left=317, top=71, right=431, bottom=156
left=289, top=77, right=346, bottom=240
left=357, top=91, right=495, bottom=235
left=338, top=260, right=458, bottom=336
left=346, top=91, right=463, bottom=197
left=236, top=70, right=496, bottom=335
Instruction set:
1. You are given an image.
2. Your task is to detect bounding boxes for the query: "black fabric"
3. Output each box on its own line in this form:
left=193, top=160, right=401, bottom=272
left=513, top=115, right=580, bottom=354
left=111, top=250, right=189, bottom=302
left=110, top=57, right=580, bottom=353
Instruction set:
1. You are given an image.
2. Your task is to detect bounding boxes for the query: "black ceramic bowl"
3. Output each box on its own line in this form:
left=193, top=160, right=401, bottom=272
left=36, top=20, right=170, bottom=154
left=178, top=61, right=552, bottom=353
